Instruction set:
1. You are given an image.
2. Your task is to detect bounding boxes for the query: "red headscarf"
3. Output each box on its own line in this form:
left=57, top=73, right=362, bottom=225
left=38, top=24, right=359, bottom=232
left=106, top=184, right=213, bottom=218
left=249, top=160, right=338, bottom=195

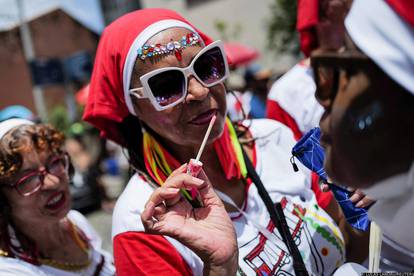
left=296, top=0, right=319, bottom=57
left=83, top=8, right=213, bottom=144
left=386, top=0, right=414, bottom=28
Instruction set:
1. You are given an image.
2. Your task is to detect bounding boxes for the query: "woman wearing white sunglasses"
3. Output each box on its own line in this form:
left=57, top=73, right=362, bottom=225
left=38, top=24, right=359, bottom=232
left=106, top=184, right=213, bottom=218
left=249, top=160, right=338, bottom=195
left=84, top=8, right=367, bottom=276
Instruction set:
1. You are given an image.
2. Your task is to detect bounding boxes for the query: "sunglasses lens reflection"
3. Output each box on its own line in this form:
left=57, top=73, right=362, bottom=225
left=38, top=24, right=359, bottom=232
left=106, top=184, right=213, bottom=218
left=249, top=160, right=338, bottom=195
left=148, top=70, right=186, bottom=107
left=194, top=47, right=226, bottom=85
left=146, top=45, right=226, bottom=109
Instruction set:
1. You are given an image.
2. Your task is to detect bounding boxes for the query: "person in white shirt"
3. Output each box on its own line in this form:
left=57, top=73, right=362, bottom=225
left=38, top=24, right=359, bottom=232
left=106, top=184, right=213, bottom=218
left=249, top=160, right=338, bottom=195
left=0, top=119, right=115, bottom=275
left=312, top=0, right=414, bottom=271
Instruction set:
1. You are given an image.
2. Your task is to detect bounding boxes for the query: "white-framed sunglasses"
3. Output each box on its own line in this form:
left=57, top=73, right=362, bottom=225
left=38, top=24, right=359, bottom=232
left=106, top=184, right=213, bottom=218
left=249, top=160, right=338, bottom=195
left=129, top=40, right=229, bottom=111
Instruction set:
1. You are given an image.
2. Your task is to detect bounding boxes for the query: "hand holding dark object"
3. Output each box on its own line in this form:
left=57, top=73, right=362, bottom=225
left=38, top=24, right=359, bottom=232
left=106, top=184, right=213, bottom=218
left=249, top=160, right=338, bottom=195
left=348, top=189, right=376, bottom=208
left=321, top=183, right=375, bottom=208
left=141, top=164, right=238, bottom=275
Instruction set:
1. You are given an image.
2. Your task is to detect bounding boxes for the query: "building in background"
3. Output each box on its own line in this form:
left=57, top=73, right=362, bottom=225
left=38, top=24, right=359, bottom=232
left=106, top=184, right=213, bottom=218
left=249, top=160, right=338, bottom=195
left=100, top=0, right=141, bottom=25
left=0, top=0, right=295, bottom=116
left=0, top=0, right=104, bottom=115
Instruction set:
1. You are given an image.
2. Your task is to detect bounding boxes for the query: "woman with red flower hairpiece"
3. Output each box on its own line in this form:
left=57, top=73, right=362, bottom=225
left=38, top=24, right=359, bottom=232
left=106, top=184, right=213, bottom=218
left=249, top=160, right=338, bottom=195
left=84, top=8, right=368, bottom=276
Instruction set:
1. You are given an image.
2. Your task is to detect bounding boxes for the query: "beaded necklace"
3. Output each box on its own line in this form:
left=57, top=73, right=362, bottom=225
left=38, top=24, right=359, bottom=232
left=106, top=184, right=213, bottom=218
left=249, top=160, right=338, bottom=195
left=1, top=219, right=92, bottom=271
left=38, top=220, right=92, bottom=271
left=143, top=117, right=247, bottom=186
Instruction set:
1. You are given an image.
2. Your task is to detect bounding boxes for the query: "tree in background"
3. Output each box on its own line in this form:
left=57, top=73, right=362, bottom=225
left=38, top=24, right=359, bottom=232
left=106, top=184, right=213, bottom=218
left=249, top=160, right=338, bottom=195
left=214, top=19, right=242, bottom=42
left=267, top=0, right=299, bottom=56
left=49, top=105, right=70, bottom=134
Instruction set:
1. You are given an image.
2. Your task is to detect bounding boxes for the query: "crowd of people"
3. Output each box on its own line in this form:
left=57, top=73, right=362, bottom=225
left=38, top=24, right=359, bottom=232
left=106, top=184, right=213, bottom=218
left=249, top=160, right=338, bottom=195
left=0, top=0, right=413, bottom=275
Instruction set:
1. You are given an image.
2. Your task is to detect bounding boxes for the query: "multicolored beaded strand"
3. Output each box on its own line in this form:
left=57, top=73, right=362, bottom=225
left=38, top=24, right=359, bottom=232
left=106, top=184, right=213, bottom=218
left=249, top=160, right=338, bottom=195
left=137, top=32, right=201, bottom=61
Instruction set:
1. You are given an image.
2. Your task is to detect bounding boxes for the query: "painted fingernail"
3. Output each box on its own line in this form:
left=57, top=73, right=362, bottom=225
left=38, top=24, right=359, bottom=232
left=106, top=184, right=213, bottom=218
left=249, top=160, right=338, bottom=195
left=145, top=201, right=155, bottom=210
left=167, top=188, right=180, bottom=193
left=191, top=177, right=204, bottom=184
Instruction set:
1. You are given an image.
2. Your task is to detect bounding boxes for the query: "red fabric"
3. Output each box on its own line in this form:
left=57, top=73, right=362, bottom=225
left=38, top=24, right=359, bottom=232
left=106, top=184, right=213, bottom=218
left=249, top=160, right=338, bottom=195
left=143, top=121, right=247, bottom=186
left=113, top=232, right=193, bottom=276
left=311, top=172, right=333, bottom=210
left=266, top=100, right=333, bottom=209
left=386, top=0, right=414, bottom=28
left=75, top=84, right=89, bottom=106
left=223, top=42, right=260, bottom=68
left=266, top=99, right=303, bottom=141
left=296, top=0, right=319, bottom=57
left=213, top=124, right=241, bottom=180
left=83, top=8, right=214, bottom=145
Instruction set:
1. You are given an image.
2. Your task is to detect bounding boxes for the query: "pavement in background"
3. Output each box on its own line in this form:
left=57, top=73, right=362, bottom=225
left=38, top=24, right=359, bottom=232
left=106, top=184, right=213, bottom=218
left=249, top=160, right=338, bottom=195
left=86, top=173, right=126, bottom=255
left=86, top=209, right=113, bottom=254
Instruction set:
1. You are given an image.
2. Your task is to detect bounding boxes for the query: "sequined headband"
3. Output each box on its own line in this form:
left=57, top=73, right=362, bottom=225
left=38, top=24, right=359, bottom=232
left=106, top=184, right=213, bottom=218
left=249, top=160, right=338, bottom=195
left=137, top=32, right=201, bottom=61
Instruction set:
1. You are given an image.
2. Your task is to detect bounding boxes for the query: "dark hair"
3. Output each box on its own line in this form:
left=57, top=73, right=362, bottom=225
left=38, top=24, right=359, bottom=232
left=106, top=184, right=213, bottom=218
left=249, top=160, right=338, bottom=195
left=118, top=115, right=147, bottom=176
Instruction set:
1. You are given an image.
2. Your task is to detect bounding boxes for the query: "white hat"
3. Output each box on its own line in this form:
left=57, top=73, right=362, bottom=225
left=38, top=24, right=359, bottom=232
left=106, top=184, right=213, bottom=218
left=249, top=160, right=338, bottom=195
left=0, top=119, right=34, bottom=140
left=345, top=0, right=414, bottom=95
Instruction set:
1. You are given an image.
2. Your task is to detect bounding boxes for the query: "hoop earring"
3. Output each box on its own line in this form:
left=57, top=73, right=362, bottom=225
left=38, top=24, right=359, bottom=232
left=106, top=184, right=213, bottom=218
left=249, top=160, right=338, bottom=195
left=227, top=90, right=253, bottom=139
left=228, top=90, right=249, bottom=120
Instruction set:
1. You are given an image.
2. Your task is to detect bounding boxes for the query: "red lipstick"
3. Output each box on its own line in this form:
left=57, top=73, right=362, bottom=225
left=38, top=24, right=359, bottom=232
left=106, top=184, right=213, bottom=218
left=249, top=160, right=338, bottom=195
left=189, top=109, right=217, bottom=125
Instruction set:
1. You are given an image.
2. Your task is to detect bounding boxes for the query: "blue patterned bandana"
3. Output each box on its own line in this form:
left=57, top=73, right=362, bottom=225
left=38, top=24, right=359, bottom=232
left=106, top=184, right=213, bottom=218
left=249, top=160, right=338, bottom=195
left=292, top=127, right=371, bottom=231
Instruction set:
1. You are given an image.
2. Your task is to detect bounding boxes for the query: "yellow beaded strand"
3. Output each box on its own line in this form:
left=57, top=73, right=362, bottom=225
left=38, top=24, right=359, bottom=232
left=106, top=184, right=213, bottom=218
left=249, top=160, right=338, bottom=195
left=38, top=220, right=91, bottom=271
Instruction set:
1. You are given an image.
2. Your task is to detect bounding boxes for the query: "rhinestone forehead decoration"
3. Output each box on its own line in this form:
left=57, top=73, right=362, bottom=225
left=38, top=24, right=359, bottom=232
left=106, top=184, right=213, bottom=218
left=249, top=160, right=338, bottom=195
left=137, top=32, right=201, bottom=61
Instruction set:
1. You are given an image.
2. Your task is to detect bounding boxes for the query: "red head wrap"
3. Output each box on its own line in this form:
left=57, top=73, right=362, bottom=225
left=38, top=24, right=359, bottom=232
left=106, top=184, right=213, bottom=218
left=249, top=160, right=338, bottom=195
left=386, top=0, right=414, bottom=28
left=296, top=0, right=319, bottom=57
left=83, top=8, right=213, bottom=144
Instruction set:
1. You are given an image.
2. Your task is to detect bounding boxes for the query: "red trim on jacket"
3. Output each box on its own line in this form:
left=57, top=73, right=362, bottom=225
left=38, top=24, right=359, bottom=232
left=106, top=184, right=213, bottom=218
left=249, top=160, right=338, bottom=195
left=113, top=232, right=193, bottom=276
left=266, top=100, right=303, bottom=141
left=311, top=172, right=333, bottom=210
left=266, top=100, right=333, bottom=209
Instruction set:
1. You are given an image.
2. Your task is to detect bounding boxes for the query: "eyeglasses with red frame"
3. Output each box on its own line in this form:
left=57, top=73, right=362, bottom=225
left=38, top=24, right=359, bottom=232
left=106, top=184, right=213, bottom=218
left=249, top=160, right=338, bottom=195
left=10, top=153, right=69, bottom=197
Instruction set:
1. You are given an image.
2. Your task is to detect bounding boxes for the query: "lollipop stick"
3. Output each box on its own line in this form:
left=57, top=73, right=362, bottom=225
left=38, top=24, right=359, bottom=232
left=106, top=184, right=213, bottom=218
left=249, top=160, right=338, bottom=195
left=195, top=115, right=217, bottom=162
left=183, top=115, right=217, bottom=208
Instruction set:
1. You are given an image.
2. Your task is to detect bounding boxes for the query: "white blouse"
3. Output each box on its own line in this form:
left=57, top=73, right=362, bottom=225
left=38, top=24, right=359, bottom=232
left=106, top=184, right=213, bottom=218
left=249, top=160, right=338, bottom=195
left=0, top=210, right=115, bottom=276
